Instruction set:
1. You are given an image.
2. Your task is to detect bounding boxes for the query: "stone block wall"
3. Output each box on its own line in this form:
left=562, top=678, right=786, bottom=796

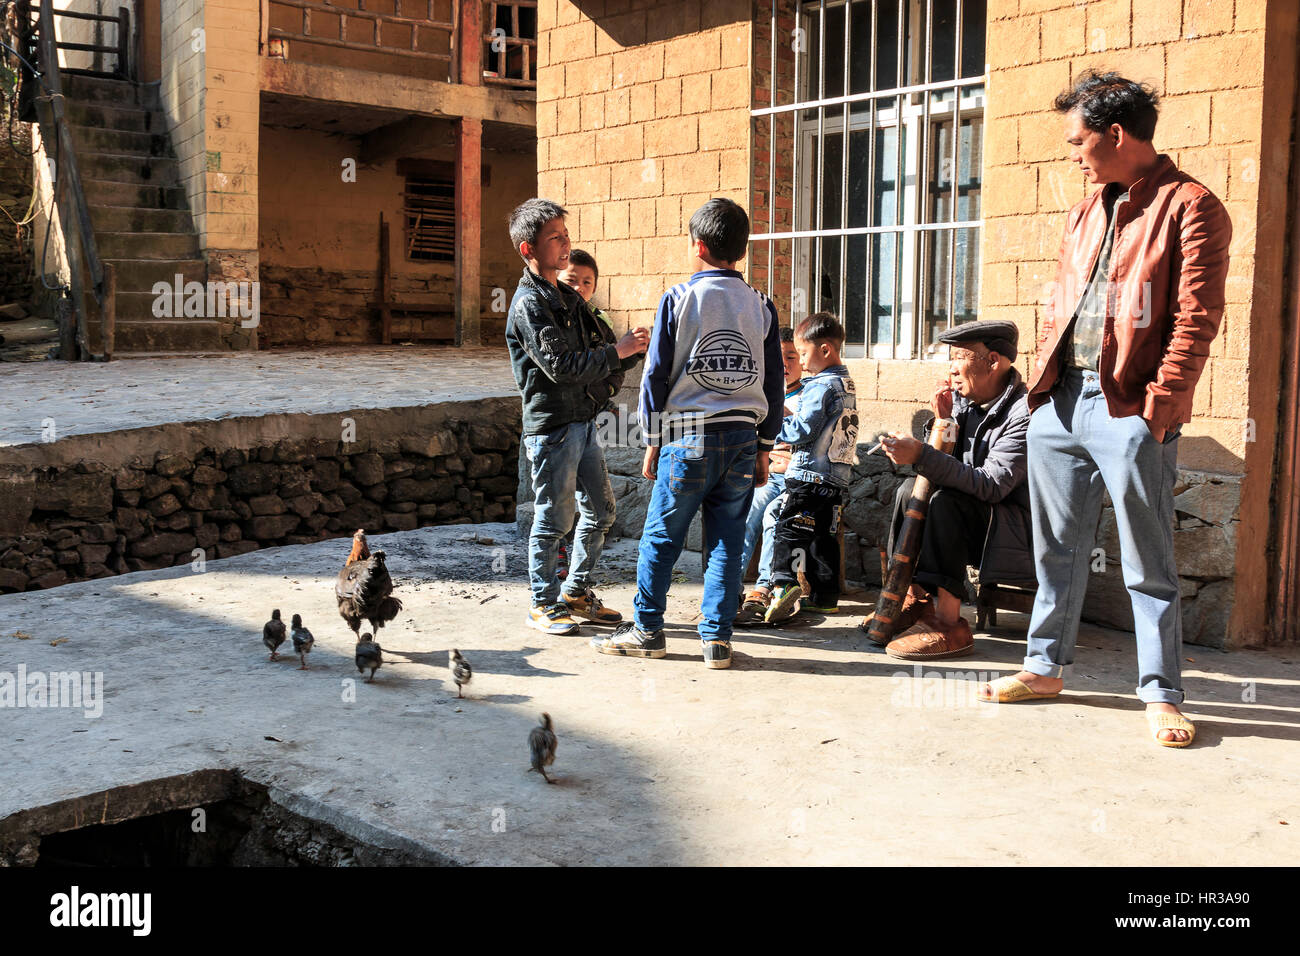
left=0, top=411, right=520, bottom=593
left=0, top=97, right=33, bottom=305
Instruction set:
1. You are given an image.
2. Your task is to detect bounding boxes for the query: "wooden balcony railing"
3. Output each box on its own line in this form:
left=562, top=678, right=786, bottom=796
left=261, top=0, right=536, bottom=90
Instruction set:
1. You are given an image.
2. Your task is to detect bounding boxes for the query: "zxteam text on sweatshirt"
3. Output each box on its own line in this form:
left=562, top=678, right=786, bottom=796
left=639, top=269, right=785, bottom=450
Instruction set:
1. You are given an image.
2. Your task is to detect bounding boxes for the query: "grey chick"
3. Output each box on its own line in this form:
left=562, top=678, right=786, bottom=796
left=528, top=712, right=557, bottom=784
left=263, top=609, right=287, bottom=661
left=291, top=614, right=314, bottom=670
left=450, top=648, right=472, bottom=699
left=355, top=632, right=382, bottom=682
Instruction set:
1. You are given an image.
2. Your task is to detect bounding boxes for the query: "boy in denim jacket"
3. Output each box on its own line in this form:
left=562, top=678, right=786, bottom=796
left=766, top=312, right=858, bottom=623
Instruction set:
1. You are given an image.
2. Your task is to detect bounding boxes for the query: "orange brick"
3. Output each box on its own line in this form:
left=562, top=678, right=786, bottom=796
left=1158, top=94, right=1212, bottom=149
left=987, top=14, right=1039, bottom=67
left=611, top=158, right=665, bottom=199
left=664, top=33, right=721, bottom=77
left=557, top=96, right=580, bottom=134
left=710, top=66, right=750, bottom=110
left=1037, top=163, right=1086, bottom=212
left=581, top=92, right=605, bottom=131
left=644, top=116, right=699, bottom=156
left=536, top=99, right=557, bottom=138
left=1040, top=5, right=1086, bottom=58
left=1017, top=112, right=1068, bottom=163
left=1182, top=0, right=1233, bottom=38
left=612, top=47, right=663, bottom=86
left=595, top=10, right=646, bottom=55
left=720, top=23, right=749, bottom=68
left=1226, top=147, right=1260, bottom=202
left=566, top=56, right=613, bottom=95
left=1131, top=0, right=1183, bottom=45
left=567, top=165, right=611, bottom=204
left=551, top=21, right=595, bottom=61
left=642, top=236, right=687, bottom=271
left=603, top=201, right=630, bottom=240
left=596, top=125, right=643, bottom=163
left=983, top=261, right=1018, bottom=305
left=987, top=60, right=1070, bottom=118
left=630, top=84, right=656, bottom=123
left=1210, top=358, right=1249, bottom=418
left=654, top=78, right=682, bottom=118
left=662, top=151, right=718, bottom=194
left=656, top=195, right=682, bottom=237
left=1210, top=89, right=1262, bottom=145
left=1166, top=34, right=1263, bottom=93
left=720, top=149, right=749, bottom=192
left=1085, top=0, right=1131, bottom=54
left=604, top=88, right=631, bottom=126
left=598, top=238, right=643, bottom=275
left=680, top=72, right=711, bottom=113
left=984, top=164, right=1037, bottom=205
left=575, top=203, right=604, bottom=242
left=627, top=198, right=657, bottom=237
left=985, top=116, right=1019, bottom=167
left=698, top=108, right=748, bottom=151
left=1234, top=0, right=1267, bottom=31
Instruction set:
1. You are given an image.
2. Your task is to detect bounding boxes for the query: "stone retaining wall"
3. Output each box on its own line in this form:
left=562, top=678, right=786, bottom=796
left=0, top=400, right=520, bottom=592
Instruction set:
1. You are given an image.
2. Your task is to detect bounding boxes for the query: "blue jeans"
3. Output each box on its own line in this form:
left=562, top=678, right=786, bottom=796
left=634, top=429, right=758, bottom=642
left=1024, top=368, right=1184, bottom=704
left=739, top=471, right=785, bottom=589
left=524, top=420, right=616, bottom=607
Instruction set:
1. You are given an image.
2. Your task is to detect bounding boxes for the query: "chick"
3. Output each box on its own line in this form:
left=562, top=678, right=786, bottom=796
left=291, top=614, right=314, bottom=670
left=450, top=648, right=472, bottom=699
left=355, top=632, right=382, bottom=682
left=263, top=609, right=287, bottom=661
left=528, top=712, right=558, bottom=784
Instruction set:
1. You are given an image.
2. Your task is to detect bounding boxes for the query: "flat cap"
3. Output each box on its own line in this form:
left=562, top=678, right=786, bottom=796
left=937, top=320, right=1019, bottom=360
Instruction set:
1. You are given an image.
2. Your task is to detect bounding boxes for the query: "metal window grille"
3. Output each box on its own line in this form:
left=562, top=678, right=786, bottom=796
left=404, top=175, right=456, bottom=261
left=751, top=0, right=986, bottom=360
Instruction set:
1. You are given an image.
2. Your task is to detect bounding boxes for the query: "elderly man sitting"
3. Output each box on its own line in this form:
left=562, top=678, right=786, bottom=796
left=866, top=320, right=1033, bottom=660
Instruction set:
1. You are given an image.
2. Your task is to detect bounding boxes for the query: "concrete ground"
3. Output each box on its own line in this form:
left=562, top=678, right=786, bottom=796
left=0, top=346, right=516, bottom=447
left=2, top=523, right=1297, bottom=865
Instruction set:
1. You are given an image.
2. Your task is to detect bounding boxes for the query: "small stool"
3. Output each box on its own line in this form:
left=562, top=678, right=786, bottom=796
left=975, top=582, right=1037, bottom=629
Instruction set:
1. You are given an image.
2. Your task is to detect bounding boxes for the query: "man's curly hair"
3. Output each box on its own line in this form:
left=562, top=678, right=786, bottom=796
left=1053, top=69, right=1160, bottom=142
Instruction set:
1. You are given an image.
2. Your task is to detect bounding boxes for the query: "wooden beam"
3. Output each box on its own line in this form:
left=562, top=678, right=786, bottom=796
left=359, top=115, right=455, bottom=166
left=458, top=0, right=482, bottom=86
left=260, top=58, right=534, bottom=127
left=454, top=116, right=482, bottom=347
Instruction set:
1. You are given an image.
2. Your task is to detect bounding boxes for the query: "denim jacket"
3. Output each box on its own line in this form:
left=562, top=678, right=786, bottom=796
left=778, top=364, right=858, bottom=487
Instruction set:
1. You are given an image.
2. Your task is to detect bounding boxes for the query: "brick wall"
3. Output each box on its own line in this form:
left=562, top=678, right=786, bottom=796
left=535, top=0, right=753, bottom=333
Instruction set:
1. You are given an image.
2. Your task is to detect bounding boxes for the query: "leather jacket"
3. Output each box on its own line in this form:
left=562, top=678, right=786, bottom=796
left=1028, top=154, right=1232, bottom=433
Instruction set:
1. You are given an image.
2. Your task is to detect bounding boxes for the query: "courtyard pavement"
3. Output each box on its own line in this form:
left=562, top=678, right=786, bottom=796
left=2, top=525, right=1296, bottom=866
left=0, top=346, right=517, bottom=448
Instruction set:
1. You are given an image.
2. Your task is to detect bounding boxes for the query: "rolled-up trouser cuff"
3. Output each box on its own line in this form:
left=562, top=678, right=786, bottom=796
left=1022, top=657, right=1066, bottom=680
left=1137, top=686, right=1185, bottom=705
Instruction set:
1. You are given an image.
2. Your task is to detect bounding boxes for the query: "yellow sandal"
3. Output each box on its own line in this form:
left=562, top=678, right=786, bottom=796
left=977, top=675, right=1060, bottom=703
left=1148, top=711, right=1196, bottom=748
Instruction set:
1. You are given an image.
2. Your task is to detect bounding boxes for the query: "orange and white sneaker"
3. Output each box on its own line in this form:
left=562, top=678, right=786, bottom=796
left=562, top=588, right=623, bottom=625
left=527, top=603, right=580, bottom=635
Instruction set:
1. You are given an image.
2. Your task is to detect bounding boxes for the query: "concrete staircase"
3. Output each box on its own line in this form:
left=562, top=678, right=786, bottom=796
left=62, top=75, right=224, bottom=354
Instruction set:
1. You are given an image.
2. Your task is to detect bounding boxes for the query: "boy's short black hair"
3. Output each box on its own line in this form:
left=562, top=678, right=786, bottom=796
left=795, top=311, right=845, bottom=348
left=568, top=248, right=598, bottom=281
left=509, top=198, right=567, bottom=256
left=688, top=198, right=750, bottom=263
left=779, top=326, right=795, bottom=343
left=1053, top=69, right=1160, bottom=142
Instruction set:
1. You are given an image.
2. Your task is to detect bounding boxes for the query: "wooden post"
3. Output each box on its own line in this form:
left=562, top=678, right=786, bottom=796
left=116, top=6, right=130, bottom=79
left=454, top=117, right=482, bottom=347
left=458, top=0, right=482, bottom=86
left=101, top=261, right=115, bottom=359
left=378, top=212, right=393, bottom=344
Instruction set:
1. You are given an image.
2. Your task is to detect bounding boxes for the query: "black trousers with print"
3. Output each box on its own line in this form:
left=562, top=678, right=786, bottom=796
left=771, top=478, right=844, bottom=605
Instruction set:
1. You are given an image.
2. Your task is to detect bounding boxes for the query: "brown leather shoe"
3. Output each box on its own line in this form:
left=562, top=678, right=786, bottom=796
left=861, top=588, right=933, bottom=646
left=885, top=613, right=976, bottom=660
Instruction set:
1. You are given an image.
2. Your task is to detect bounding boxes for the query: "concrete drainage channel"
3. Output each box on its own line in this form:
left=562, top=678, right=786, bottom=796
left=1, top=770, right=456, bottom=867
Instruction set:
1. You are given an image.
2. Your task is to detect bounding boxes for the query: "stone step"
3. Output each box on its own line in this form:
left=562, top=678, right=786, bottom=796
left=81, top=177, right=190, bottom=210
left=90, top=204, right=194, bottom=234
left=104, top=258, right=207, bottom=294
left=114, top=288, right=257, bottom=323
left=110, top=320, right=229, bottom=353
left=78, top=151, right=180, bottom=186
left=98, top=231, right=200, bottom=259
left=65, top=101, right=158, bottom=133
left=70, top=124, right=173, bottom=158
left=61, top=74, right=158, bottom=109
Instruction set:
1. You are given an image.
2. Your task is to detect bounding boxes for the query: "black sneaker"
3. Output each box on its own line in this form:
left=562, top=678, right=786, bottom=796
left=703, top=639, right=732, bottom=670
left=591, top=621, right=666, bottom=658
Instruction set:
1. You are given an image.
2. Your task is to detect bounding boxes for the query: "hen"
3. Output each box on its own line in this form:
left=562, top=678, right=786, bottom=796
left=528, top=713, right=558, bottom=784
left=263, top=609, right=286, bottom=661
left=355, top=632, right=383, bottom=682
left=290, top=614, right=314, bottom=670
left=336, top=530, right=402, bottom=638
left=450, top=648, right=472, bottom=699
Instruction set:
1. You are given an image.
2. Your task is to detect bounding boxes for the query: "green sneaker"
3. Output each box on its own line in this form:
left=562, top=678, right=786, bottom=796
left=765, top=584, right=804, bottom=624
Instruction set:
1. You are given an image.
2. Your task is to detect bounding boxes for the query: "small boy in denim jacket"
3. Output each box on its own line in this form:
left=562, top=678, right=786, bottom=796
left=766, top=312, right=859, bottom=623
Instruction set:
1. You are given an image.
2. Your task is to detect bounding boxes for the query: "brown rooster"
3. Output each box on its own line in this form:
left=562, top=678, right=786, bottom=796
left=336, top=530, right=402, bottom=638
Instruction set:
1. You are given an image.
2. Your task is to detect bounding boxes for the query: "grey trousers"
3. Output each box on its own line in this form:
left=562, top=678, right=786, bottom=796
left=1023, top=368, right=1185, bottom=704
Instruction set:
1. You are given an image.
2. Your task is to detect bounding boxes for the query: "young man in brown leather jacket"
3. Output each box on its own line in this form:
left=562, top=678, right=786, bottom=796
left=977, top=70, right=1232, bottom=749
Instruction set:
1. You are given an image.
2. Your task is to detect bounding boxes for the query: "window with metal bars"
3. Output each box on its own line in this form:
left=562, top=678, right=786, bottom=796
left=404, top=175, right=456, bottom=262
left=752, top=0, right=986, bottom=360
left=483, top=1, right=537, bottom=88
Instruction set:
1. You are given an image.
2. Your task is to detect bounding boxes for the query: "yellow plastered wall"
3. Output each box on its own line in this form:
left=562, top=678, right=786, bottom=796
left=159, top=0, right=207, bottom=244
left=203, top=0, right=260, bottom=257
left=535, top=0, right=753, bottom=334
